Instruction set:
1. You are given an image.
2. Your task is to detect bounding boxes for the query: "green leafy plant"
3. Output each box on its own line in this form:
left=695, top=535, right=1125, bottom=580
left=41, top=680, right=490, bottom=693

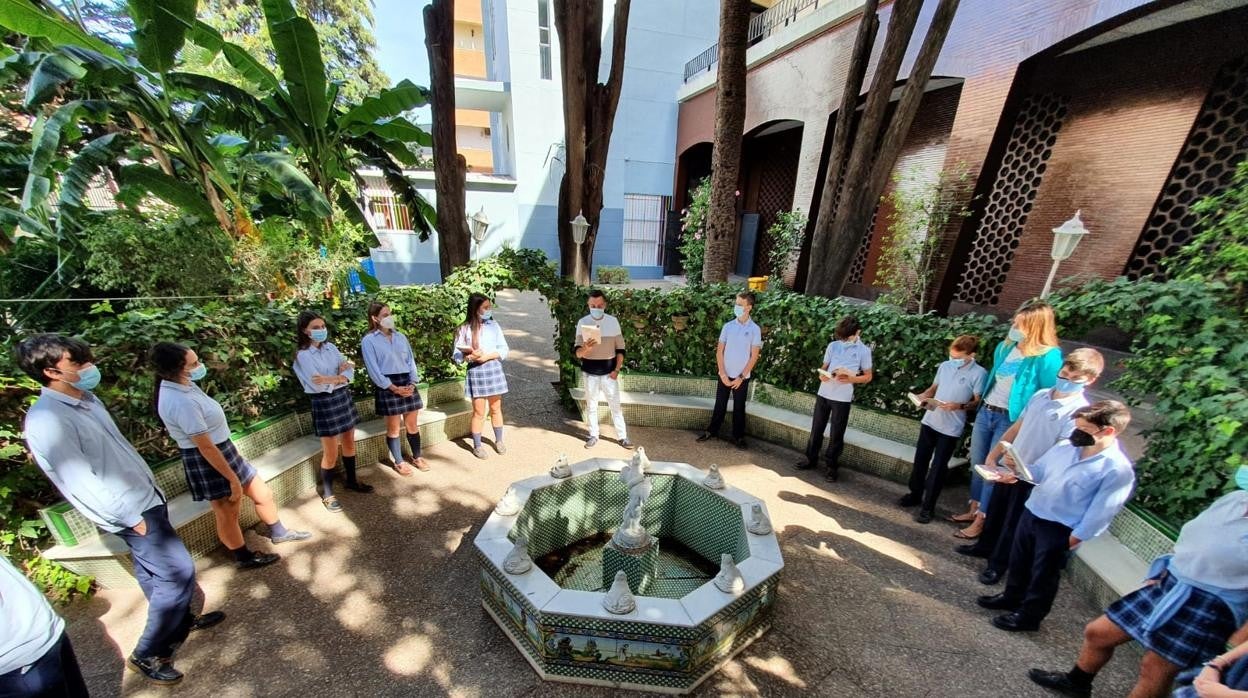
left=764, top=209, right=806, bottom=284
left=678, top=177, right=711, bottom=286
left=596, top=266, right=630, bottom=284
left=80, top=208, right=239, bottom=298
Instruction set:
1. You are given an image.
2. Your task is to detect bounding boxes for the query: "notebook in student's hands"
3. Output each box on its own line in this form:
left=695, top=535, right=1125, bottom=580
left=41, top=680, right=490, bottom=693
left=1000, top=441, right=1036, bottom=483
left=906, top=392, right=943, bottom=411
left=579, top=324, right=602, bottom=343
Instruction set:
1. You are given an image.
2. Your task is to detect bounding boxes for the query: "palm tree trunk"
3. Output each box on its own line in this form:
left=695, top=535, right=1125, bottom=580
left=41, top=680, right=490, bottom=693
left=702, top=0, right=750, bottom=284
left=424, top=0, right=471, bottom=278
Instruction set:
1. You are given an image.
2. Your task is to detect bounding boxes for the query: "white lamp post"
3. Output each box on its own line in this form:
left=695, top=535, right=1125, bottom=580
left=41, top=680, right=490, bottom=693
left=1041, top=210, right=1090, bottom=298
left=570, top=211, right=590, bottom=283
left=470, top=206, right=490, bottom=261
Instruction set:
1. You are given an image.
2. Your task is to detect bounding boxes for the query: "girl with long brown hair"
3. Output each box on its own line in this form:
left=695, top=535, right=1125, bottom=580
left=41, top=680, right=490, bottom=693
left=453, top=293, right=510, bottom=459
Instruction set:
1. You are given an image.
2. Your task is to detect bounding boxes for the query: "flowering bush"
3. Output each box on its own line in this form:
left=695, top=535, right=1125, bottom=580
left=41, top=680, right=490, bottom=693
left=678, top=177, right=711, bottom=285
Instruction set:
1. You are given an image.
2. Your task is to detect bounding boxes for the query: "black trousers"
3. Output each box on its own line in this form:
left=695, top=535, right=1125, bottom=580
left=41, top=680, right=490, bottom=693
left=805, top=397, right=852, bottom=468
left=706, top=377, right=751, bottom=440
left=983, top=481, right=1036, bottom=574
left=113, top=504, right=196, bottom=659
left=0, top=631, right=89, bottom=698
left=906, top=424, right=960, bottom=512
left=1002, top=509, right=1072, bottom=622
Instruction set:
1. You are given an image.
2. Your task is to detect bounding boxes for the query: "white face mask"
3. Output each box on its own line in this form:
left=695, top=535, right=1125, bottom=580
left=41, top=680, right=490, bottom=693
left=379, top=316, right=396, bottom=330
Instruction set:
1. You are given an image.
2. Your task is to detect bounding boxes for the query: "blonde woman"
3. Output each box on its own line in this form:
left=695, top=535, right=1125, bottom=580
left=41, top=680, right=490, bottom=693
left=951, top=301, right=1062, bottom=539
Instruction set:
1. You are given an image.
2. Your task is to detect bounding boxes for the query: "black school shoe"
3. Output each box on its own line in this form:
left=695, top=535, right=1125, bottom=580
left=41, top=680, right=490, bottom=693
left=734, top=438, right=748, bottom=450
left=343, top=480, right=374, bottom=493
left=823, top=466, right=839, bottom=482
left=955, top=543, right=990, bottom=558
left=237, top=552, right=280, bottom=570
left=978, top=568, right=1004, bottom=585
left=128, top=655, right=183, bottom=685
left=976, top=592, right=1019, bottom=610
left=1027, top=669, right=1092, bottom=698
left=792, top=459, right=815, bottom=470
left=696, top=432, right=714, bottom=443
left=914, top=509, right=934, bottom=524
left=191, top=611, right=225, bottom=631
left=898, top=493, right=921, bottom=507
left=992, top=611, right=1041, bottom=632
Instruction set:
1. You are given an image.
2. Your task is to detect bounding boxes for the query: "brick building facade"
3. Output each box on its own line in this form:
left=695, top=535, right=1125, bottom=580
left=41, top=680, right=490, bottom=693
left=673, top=0, right=1248, bottom=316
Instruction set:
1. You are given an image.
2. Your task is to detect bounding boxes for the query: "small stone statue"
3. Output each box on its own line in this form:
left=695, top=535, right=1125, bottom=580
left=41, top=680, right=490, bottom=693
left=746, top=502, right=772, bottom=535
left=713, top=553, right=745, bottom=594
left=602, top=570, right=636, bottom=615
left=549, top=453, right=571, bottom=479
left=612, top=457, right=653, bottom=550
left=630, top=446, right=650, bottom=474
left=503, top=535, right=532, bottom=574
left=702, top=463, right=724, bottom=490
left=495, top=487, right=521, bottom=516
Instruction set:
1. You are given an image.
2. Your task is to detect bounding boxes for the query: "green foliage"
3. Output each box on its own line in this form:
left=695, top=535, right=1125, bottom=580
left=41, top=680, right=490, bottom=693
left=876, top=165, right=973, bottom=314
left=80, top=208, right=238, bottom=297
left=764, top=209, right=806, bottom=283
left=595, top=266, right=630, bottom=285
left=678, top=177, right=710, bottom=286
left=1050, top=161, right=1248, bottom=525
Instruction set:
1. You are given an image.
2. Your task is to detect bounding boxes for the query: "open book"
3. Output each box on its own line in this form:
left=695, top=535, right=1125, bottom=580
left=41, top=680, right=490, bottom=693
left=974, top=441, right=1036, bottom=484
left=1000, top=440, right=1036, bottom=483
left=816, top=368, right=832, bottom=379
left=906, top=392, right=945, bottom=411
left=579, top=324, right=602, bottom=344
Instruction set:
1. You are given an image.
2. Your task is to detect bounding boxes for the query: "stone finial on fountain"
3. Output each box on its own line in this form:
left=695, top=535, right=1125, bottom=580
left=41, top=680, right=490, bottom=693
left=495, top=486, right=521, bottom=516
left=503, top=535, right=533, bottom=574
left=602, top=570, right=636, bottom=615
left=713, top=554, right=745, bottom=594
left=746, top=502, right=772, bottom=535
left=631, top=446, right=650, bottom=474
left=702, top=463, right=724, bottom=490
left=549, top=453, right=571, bottom=479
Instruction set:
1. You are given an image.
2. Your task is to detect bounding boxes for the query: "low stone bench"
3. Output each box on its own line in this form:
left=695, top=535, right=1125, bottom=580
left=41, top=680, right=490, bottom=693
left=570, top=373, right=968, bottom=484
left=40, top=379, right=473, bottom=589
left=1069, top=506, right=1175, bottom=611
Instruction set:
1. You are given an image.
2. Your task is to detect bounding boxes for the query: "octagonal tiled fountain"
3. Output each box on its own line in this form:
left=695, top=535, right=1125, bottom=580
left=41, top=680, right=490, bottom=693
left=474, top=449, right=783, bottom=694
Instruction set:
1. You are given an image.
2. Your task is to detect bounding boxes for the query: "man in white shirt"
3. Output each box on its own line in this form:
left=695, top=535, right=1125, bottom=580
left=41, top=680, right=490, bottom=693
left=574, top=290, right=632, bottom=449
left=0, top=557, right=87, bottom=696
left=697, top=292, right=763, bottom=450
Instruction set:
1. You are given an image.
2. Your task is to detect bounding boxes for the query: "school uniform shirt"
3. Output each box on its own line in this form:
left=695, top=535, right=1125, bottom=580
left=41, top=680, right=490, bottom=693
left=1024, top=441, right=1136, bottom=543
left=921, top=359, right=988, bottom=437
left=575, top=313, right=626, bottom=376
left=0, top=556, right=64, bottom=675
left=360, top=330, right=419, bottom=389
left=157, top=380, right=232, bottom=450
left=453, top=319, right=510, bottom=363
left=1009, top=387, right=1089, bottom=464
left=24, top=388, right=163, bottom=532
left=293, top=342, right=355, bottom=394
left=1170, top=490, right=1248, bottom=591
left=818, top=339, right=873, bottom=403
left=718, top=318, right=763, bottom=380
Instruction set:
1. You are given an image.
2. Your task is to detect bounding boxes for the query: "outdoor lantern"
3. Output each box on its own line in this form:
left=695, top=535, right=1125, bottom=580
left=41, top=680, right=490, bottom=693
left=470, top=206, right=490, bottom=244
left=570, top=211, right=590, bottom=246
left=1041, top=210, right=1090, bottom=298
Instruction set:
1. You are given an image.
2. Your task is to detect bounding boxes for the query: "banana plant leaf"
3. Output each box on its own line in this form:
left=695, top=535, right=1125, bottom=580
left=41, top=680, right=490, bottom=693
left=0, top=0, right=124, bottom=59
left=116, top=163, right=216, bottom=219
left=249, top=151, right=332, bottom=219
left=337, top=79, right=430, bottom=128
left=127, top=0, right=198, bottom=74
left=261, top=0, right=328, bottom=129
left=23, top=52, right=86, bottom=108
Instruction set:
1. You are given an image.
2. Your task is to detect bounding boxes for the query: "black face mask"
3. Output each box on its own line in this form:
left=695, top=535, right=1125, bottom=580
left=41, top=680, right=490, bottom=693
left=1069, top=429, right=1097, bottom=447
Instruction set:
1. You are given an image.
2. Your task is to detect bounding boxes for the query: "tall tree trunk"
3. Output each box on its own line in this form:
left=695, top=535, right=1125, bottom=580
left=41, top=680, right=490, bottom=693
left=702, top=0, right=750, bottom=284
left=553, top=0, right=631, bottom=284
left=424, top=0, right=471, bottom=278
left=806, top=0, right=961, bottom=298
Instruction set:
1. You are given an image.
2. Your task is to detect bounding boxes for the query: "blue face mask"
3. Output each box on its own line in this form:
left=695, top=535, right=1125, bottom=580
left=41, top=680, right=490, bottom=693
left=1236, top=465, right=1248, bottom=491
left=63, top=364, right=101, bottom=391
left=589, top=307, right=605, bottom=320
left=310, top=328, right=329, bottom=343
left=1054, top=377, right=1086, bottom=394
left=188, top=363, right=208, bottom=382
left=733, top=305, right=745, bottom=319
left=1007, top=327, right=1025, bottom=343
left=481, top=310, right=492, bottom=321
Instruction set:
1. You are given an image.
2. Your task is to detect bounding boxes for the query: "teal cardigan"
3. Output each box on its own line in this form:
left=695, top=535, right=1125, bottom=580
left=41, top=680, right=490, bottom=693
left=981, top=340, right=1063, bottom=421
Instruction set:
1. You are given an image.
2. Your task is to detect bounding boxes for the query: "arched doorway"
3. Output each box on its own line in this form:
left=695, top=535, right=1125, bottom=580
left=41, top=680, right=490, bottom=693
left=740, top=119, right=804, bottom=277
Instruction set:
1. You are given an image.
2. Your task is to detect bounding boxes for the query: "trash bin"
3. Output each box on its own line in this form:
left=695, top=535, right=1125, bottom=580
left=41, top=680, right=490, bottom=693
left=748, top=276, right=768, bottom=292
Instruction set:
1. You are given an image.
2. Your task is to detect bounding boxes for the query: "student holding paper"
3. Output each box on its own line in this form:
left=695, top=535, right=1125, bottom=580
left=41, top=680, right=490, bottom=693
left=959, top=348, right=1105, bottom=585
left=977, top=400, right=1135, bottom=633
left=453, top=293, right=511, bottom=459
left=792, top=316, right=873, bottom=482
left=574, top=290, right=632, bottom=449
left=899, top=335, right=986, bottom=523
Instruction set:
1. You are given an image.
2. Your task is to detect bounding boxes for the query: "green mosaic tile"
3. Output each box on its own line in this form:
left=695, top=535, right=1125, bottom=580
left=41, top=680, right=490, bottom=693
left=617, top=374, right=720, bottom=399
left=513, top=472, right=606, bottom=558
left=603, top=541, right=661, bottom=595
left=427, top=378, right=468, bottom=406
left=1108, top=507, right=1174, bottom=563
left=549, top=540, right=714, bottom=599
left=40, top=502, right=89, bottom=547
left=52, top=509, right=99, bottom=548
left=672, top=478, right=749, bottom=566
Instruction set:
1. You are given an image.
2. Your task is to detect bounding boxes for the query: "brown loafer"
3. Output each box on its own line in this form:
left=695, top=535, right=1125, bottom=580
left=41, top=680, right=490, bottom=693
left=409, top=457, right=431, bottom=472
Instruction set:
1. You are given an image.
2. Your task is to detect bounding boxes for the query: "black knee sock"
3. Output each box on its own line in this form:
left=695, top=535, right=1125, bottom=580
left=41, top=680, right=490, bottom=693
left=230, top=545, right=254, bottom=562
left=342, top=455, right=358, bottom=483
left=320, top=467, right=335, bottom=498
left=1068, top=666, right=1095, bottom=687
left=406, top=433, right=422, bottom=459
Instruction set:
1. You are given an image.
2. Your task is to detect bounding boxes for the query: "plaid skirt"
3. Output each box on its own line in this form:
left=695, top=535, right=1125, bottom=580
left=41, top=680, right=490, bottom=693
left=466, top=359, right=508, bottom=398
left=179, top=439, right=257, bottom=502
left=1106, top=572, right=1237, bottom=668
left=309, top=386, right=360, bottom=437
left=374, top=373, right=424, bottom=416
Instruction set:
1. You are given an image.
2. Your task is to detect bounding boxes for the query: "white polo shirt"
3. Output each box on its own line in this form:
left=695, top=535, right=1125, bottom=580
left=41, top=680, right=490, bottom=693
left=818, top=340, right=873, bottom=402
left=157, top=380, right=232, bottom=449
left=921, top=359, right=988, bottom=437
left=718, top=318, right=763, bottom=379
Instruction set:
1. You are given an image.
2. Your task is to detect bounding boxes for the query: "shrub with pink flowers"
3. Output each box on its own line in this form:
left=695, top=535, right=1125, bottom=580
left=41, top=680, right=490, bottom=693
left=678, top=177, right=712, bottom=285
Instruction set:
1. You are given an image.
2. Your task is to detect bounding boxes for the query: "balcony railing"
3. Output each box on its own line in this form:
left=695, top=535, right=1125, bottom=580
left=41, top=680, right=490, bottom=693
left=682, top=0, right=829, bottom=82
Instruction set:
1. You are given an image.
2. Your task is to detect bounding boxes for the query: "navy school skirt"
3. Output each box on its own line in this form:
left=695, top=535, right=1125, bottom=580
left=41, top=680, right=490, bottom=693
left=179, top=439, right=257, bottom=502
left=309, top=386, right=360, bottom=437
left=1105, top=572, right=1237, bottom=668
left=374, top=373, right=424, bottom=416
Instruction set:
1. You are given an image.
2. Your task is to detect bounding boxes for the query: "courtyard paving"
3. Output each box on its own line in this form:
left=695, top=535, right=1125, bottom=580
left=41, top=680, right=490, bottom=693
left=62, top=290, right=1143, bottom=697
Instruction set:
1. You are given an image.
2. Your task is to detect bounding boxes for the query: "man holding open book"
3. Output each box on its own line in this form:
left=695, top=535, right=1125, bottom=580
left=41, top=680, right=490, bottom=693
left=574, top=290, right=632, bottom=449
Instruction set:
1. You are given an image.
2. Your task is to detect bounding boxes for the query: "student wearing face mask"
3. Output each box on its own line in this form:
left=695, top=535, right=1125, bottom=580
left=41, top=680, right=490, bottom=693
left=696, top=292, right=763, bottom=450
left=361, top=301, right=428, bottom=476
left=19, top=334, right=224, bottom=686
left=792, top=315, right=873, bottom=482
left=952, top=301, right=1063, bottom=539
left=899, top=335, right=986, bottom=523
left=453, top=293, right=510, bottom=459
left=574, top=289, right=632, bottom=450
left=294, top=310, right=372, bottom=514
left=959, top=348, right=1105, bottom=585
left=977, top=400, right=1135, bottom=633
left=152, top=342, right=310, bottom=570
left=1029, top=469, right=1248, bottom=698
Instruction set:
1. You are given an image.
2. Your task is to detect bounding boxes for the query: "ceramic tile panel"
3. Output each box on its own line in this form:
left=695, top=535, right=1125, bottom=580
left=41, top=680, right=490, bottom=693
left=671, top=478, right=750, bottom=567
left=1108, top=507, right=1175, bottom=563
left=603, top=541, right=661, bottom=595
left=512, top=472, right=605, bottom=558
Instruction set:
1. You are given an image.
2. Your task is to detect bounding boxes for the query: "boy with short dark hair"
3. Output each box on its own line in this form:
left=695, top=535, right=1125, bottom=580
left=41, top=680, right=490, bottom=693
left=900, top=335, right=987, bottom=523
left=793, top=315, right=873, bottom=482
left=696, top=291, right=762, bottom=449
